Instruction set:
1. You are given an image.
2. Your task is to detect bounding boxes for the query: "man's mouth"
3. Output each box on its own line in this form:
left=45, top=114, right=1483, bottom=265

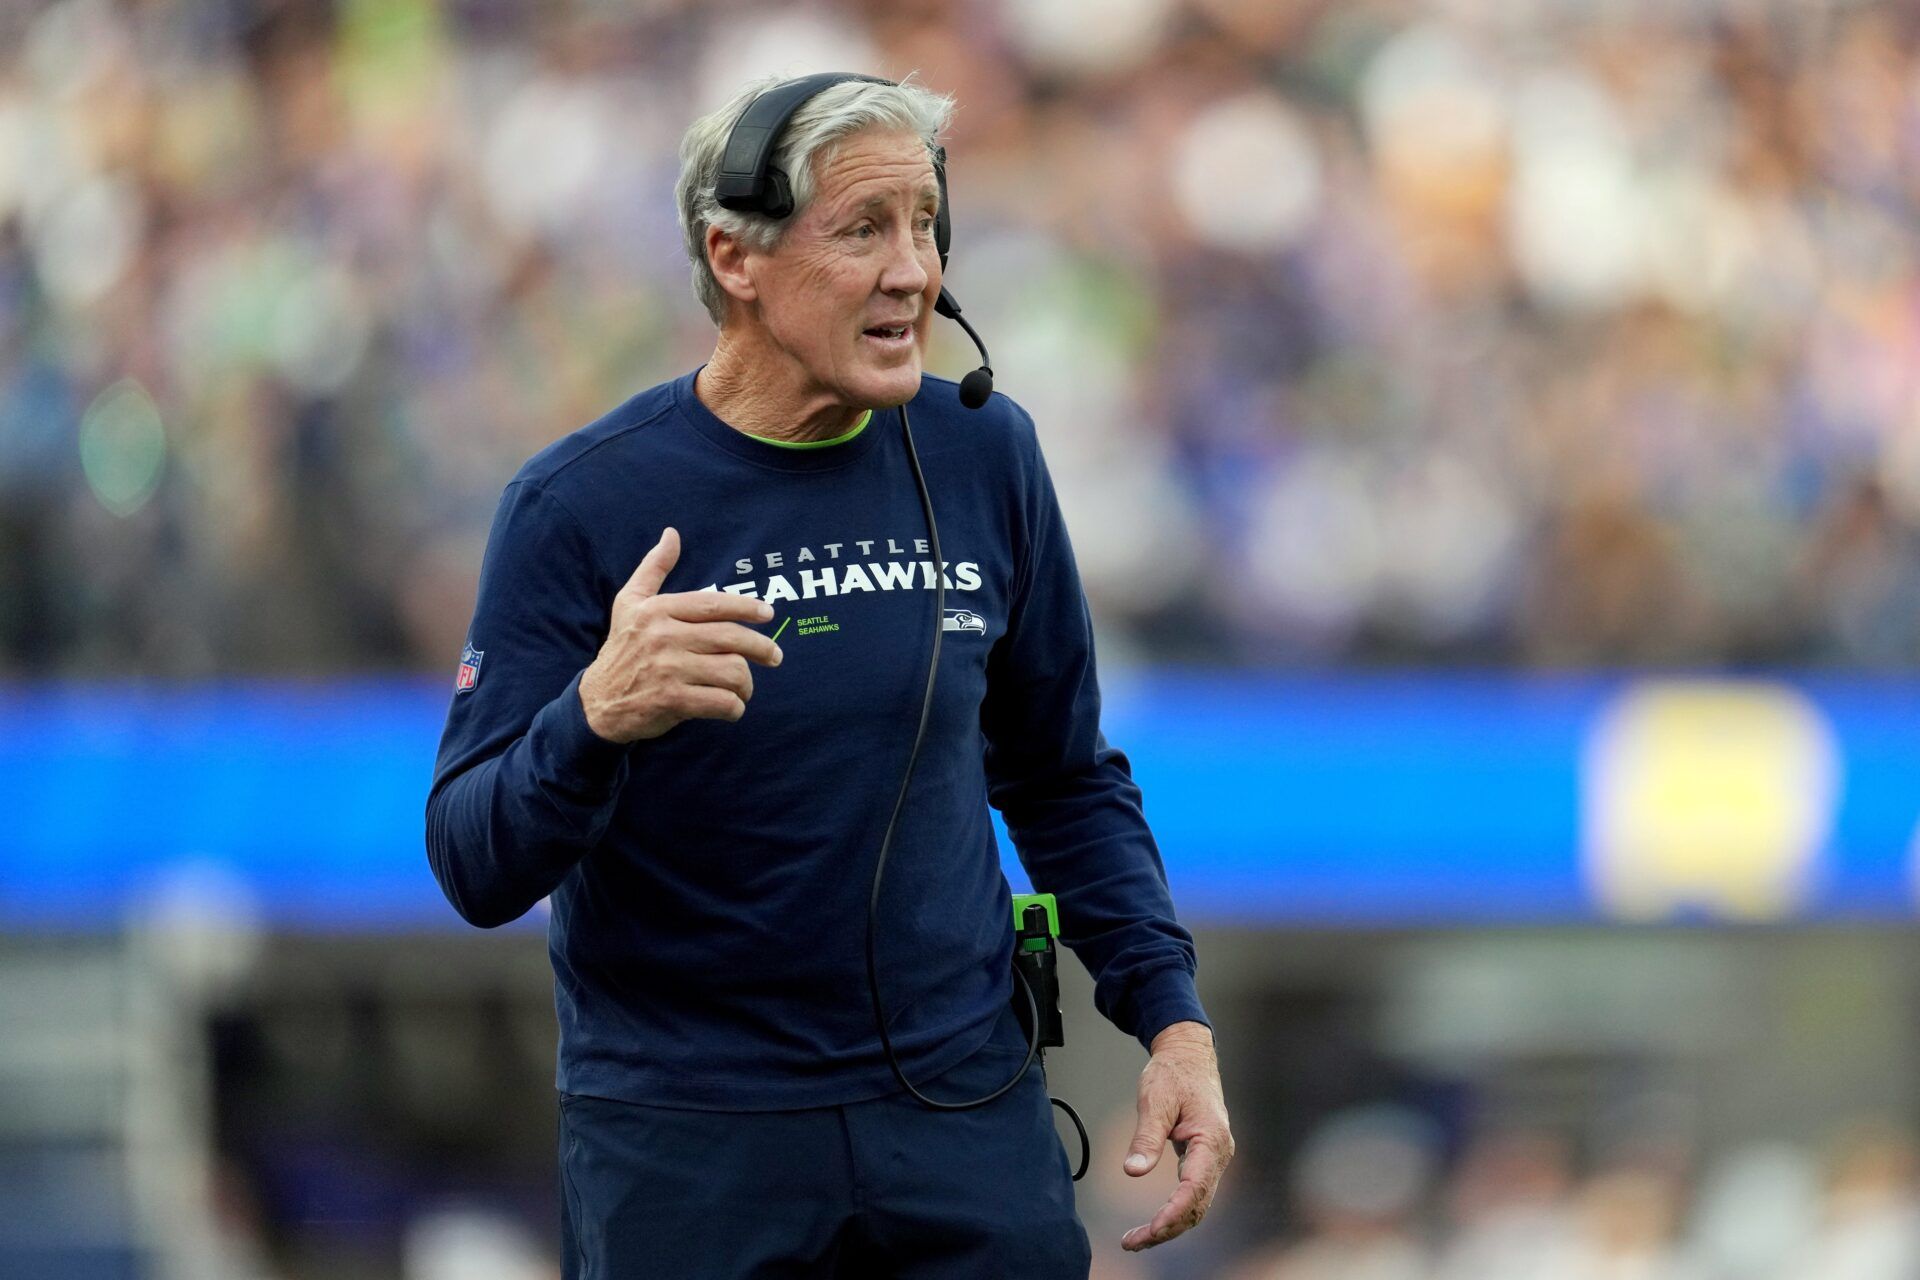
left=861, top=324, right=914, bottom=351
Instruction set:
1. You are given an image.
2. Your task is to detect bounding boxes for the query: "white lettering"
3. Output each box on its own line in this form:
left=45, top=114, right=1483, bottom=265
left=825, top=542, right=844, bottom=559
left=715, top=557, right=978, bottom=598
left=914, top=539, right=929, bottom=554
left=856, top=540, right=875, bottom=555
left=735, top=558, right=753, bottom=576
left=888, top=539, right=906, bottom=554
left=797, top=546, right=815, bottom=563
left=872, top=561, right=918, bottom=590
left=765, top=551, right=784, bottom=568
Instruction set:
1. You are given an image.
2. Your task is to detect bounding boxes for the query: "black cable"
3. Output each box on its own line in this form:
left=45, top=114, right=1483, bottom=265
left=860, top=400, right=1093, bottom=1180
left=864, top=400, right=1037, bottom=1111
left=1053, top=1096, right=1091, bottom=1182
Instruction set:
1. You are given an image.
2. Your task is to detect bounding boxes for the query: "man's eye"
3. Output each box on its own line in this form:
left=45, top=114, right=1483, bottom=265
left=917, top=215, right=937, bottom=233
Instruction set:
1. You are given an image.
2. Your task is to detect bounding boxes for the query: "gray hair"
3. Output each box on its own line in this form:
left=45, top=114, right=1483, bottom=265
left=675, top=73, right=955, bottom=326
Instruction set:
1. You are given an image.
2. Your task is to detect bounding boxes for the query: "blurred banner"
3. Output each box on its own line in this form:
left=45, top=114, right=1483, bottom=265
left=5, top=671, right=1917, bottom=928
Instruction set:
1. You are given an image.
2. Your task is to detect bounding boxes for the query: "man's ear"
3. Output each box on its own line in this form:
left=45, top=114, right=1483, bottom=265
left=706, top=224, right=759, bottom=306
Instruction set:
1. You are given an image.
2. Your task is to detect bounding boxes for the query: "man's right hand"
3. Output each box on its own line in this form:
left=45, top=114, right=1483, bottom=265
left=579, top=527, right=784, bottom=743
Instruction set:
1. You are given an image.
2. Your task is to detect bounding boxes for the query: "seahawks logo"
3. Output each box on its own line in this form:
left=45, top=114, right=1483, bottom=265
left=942, top=609, right=985, bottom=634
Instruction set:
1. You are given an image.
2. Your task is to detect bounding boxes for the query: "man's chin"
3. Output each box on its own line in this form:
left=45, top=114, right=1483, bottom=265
left=854, top=361, right=923, bottom=409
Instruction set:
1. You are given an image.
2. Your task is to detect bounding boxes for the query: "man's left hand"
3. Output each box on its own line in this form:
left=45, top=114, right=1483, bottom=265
left=1121, top=1020, right=1233, bottom=1251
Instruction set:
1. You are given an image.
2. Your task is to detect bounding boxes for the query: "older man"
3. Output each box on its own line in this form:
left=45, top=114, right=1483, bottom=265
left=425, top=72, right=1231, bottom=1277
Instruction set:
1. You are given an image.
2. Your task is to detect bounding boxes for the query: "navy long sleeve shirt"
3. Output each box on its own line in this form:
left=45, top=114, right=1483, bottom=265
left=424, top=367, right=1209, bottom=1110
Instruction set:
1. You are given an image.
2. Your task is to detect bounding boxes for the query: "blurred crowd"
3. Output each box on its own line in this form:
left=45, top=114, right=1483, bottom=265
left=3, top=0, right=1920, bottom=675
left=193, top=1093, right=1920, bottom=1279
left=1082, top=1105, right=1920, bottom=1280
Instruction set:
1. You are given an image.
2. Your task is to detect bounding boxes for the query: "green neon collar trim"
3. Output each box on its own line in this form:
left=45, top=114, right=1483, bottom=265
left=744, top=408, right=873, bottom=449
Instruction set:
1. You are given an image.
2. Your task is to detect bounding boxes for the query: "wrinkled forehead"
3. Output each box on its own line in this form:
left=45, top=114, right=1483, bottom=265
left=811, top=127, right=940, bottom=213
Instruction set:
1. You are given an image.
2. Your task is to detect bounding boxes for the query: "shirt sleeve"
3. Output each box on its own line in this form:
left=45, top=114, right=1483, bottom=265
left=979, top=406, right=1214, bottom=1054
left=424, top=479, right=633, bottom=928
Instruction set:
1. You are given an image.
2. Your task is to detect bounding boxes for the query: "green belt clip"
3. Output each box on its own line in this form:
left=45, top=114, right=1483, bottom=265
left=1010, top=891, right=1065, bottom=1051
left=1011, top=892, right=1059, bottom=952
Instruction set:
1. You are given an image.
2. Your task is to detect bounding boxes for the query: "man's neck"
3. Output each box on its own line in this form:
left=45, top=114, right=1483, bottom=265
left=697, top=332, right=867, bottom=445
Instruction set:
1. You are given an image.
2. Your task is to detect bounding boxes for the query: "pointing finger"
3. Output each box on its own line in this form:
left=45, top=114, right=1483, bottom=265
left=663, top=591, right=775, bottom=624
left=623, top=526, right=681, bottom=600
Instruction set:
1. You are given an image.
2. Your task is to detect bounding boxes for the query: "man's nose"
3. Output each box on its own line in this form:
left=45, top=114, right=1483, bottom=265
left=879, top=223, right=930, bottom=294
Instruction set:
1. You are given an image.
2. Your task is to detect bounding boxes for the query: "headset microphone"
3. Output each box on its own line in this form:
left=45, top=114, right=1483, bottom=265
left=935, top=286, right=994, bottom=409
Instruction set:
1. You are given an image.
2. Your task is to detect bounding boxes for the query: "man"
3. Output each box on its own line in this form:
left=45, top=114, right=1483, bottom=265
left=425, top=72, right=1231, bottom=1277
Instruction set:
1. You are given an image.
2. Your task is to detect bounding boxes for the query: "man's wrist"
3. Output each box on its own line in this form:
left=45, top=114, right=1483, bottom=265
left=550, top=670, right=633, bottom=779
left=577, top=665, right=620, bottom=745
left=1150, top=1020, right=1214, bottom=1055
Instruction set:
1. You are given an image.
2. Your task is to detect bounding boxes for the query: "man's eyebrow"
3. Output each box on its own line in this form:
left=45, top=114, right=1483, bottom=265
left=846, top=185, right=942, bottom=215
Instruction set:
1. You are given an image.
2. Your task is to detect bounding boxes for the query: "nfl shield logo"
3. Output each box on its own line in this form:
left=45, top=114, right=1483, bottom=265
left=456, top=643, right=483, bottom=693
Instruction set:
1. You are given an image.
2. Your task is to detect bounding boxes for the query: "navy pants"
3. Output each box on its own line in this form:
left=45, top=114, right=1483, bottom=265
left=556, top=1007, right=1091, bottom=1278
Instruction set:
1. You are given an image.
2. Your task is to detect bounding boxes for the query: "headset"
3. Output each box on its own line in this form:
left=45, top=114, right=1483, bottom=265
left=714, top=72, right=1089, bottom=1178
left=713, top=72, right=995, bottom=408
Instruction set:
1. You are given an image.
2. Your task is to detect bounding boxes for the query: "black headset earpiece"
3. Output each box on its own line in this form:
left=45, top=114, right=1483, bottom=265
left=931, top=144, right=951, bottom=272
left=714, top=72, right=891, bottom=219
left=715, top=73, right=994, bottom=409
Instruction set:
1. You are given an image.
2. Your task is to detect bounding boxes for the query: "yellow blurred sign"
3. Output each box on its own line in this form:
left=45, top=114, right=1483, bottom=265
left=1581, top=681, right=1838, bottom=922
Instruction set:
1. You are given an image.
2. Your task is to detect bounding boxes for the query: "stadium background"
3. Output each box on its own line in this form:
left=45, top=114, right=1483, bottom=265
left=5, top=0, right=1920, bottom=1275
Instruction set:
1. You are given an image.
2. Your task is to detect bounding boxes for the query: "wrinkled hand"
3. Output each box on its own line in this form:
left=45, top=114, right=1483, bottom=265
left=1121, top=1021, right=1233, bottom=1252
left=579, top=526, right=784, bottom=743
